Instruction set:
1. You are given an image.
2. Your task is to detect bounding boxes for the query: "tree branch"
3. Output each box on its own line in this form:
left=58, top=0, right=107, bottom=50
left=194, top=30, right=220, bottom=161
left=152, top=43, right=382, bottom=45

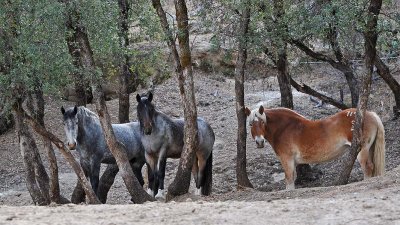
left=290, top=78, right=349, bottom=110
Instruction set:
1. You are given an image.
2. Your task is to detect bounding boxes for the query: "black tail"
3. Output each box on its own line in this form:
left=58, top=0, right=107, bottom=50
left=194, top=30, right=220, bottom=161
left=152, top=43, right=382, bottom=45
left=201, top=151, right=212, bottom=195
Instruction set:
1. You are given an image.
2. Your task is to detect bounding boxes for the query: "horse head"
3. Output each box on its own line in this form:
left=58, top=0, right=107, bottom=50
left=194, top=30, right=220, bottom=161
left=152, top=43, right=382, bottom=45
left=136, top=92, right=155, bottom=135
left=61, top=105, right=78, bottom=150
left=245, top=105, right=267, bottom=148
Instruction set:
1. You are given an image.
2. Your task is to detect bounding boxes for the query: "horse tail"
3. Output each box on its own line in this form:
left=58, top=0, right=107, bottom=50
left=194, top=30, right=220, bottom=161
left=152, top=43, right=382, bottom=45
left=371, top=112, right=385, bottom=176
left=201, top=151, right=212, bottom=195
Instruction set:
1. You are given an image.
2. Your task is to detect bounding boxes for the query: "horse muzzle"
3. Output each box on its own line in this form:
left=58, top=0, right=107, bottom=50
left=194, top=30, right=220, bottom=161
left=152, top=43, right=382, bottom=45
left=68, top=142, right=77, bottom=150
left=255, top=138, right=265, bottom=148
left=144, top=127, right=152, bottom=135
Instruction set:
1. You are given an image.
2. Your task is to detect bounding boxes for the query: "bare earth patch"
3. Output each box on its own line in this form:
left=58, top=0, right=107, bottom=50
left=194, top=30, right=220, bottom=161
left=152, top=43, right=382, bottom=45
left=1, top=66, right=400, bottom=224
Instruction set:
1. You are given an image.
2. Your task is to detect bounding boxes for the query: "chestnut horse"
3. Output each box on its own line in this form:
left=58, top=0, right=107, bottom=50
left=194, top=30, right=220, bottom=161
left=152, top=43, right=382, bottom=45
left=245, top=106, right=385, bottom=190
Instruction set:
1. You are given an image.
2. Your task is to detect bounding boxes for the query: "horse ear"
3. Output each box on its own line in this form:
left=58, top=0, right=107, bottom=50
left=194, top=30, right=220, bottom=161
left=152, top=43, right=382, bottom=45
left=148, top=92, right=153, bottom=102
left=245, top=107, right=251, bottom=117
left=73, top=106, right=78, bottom=115
left=136, top=94, right=141, bottom=103
left=258, top=105, right=264, bottom=115
left=61, top=106, right=65, bottom=115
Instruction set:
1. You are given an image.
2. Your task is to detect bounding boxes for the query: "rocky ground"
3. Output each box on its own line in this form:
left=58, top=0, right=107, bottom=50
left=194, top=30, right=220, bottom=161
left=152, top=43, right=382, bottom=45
left=0, top=62, right=400, bottom=224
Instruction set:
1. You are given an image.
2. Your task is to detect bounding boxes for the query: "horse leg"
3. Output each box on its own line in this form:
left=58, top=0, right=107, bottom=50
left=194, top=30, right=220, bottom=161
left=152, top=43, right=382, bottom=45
left=97, top=164, right=119, bottom=204
left=191, top=156, right=200, bottom=195
left=279, top=154, right=297, bottom=190
left=90, top=162, right=101, bottom=195
left=146, top=163, right=155, bottom=196
left=71, top=181, right=85, bottom=204
left=130, top=159, right=145, bottom=187
left=155, top=156, right=167, bottom=199
left=71, top=161, right=90, bottom=203
left=145, top=153, right=156, bottom=196
left=357, top=146, right=374, bottom=179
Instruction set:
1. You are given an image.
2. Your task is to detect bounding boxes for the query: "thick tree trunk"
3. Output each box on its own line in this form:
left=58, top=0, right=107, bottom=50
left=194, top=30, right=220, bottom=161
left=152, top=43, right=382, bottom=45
left=13, top=101, right=50, bottom=206
left=117, top=0, right=131, bottom=123
left=234, top=1, right=253, bottom=189
left=374, top=56, right=400, bottom=118
left=336, top=0, right=382, bottom=185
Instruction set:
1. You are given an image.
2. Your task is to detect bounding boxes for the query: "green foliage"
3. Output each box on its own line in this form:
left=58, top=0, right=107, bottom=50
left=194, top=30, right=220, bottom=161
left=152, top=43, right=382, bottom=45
left=0, top=0, right=72, bottom=104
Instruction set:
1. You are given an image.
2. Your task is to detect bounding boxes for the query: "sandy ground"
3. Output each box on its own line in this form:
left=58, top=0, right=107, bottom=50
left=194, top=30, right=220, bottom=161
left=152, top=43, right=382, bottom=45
left=1, top=63, right=400, bottom=224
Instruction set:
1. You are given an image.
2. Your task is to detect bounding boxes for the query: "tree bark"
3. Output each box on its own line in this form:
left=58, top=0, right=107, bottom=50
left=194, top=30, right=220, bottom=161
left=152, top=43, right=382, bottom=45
left=234, top=1, right=253, bottom=189
left=374, top=56, right=400, bottom=118
left=13, top=100, right=50, bottom=206
left=64, top=0, right=92, bottom=106
left=117, top=0, right=131, bottom=123
left=61, top=0, right=153, bottom=204
left=273, top=0, right=293, bottom=109
left=336, top=0, right=382, bottom=185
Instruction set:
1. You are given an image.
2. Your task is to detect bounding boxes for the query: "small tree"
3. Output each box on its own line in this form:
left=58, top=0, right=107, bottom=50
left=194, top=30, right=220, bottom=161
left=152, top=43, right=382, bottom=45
left=151, top=0, right=201, bottom=200
left=234, top=0, right=253, bottom=189
left=336, top=0, right=382, bottom=184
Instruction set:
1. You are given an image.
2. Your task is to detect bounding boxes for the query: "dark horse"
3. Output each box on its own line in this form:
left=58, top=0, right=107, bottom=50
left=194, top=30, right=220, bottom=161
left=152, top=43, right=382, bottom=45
left=136, top=92, right=215, bottom=199
left=61, top=106, right=146, bottom=203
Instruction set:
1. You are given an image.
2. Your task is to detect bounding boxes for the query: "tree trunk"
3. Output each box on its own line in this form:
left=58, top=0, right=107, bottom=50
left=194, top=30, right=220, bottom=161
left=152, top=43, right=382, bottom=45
left=13, top=100, right=50, bottom=206
left=61, top=0, right=152, bottom=204
left=64, top=1, right=92, bottom=106
left=273, top=0, right=293, bottom=109
left=21, top=109, right=100, bottom=204
left=374, top=56, right=400, bottom=118
left=27, top=86, right=68, bottom=204
left=117, top=0, right=131, bottom=123
left=234, top=1, right=253, bottom=189
left=152, top=0, right=201, bottom=200
left=336, top=0, right=382, bottom=185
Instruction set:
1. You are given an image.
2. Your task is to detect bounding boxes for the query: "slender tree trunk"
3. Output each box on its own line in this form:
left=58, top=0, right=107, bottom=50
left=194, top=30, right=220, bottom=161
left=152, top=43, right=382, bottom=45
left=234, top=1, right=253, bottom=189
left=374, top=56, right=400, bottom=118
left=151, top=0, right=200, bottom=200
left=336, top=0, right=382, bottom=185
left=273, top=0, right=293, bottom=109
left=117, top=0, right=131, bottom=123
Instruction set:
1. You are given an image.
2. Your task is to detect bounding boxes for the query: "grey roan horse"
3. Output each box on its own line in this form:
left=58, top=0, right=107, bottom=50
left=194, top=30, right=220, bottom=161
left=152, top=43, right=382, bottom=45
left=61, top=106, right=146, bottom=203
left=136, top=92, right=215, bottom=199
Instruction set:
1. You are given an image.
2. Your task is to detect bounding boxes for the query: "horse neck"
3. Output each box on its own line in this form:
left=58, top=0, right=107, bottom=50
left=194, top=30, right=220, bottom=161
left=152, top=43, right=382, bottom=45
left=264, top=109, right=305, bottom=142
left=77, top=107, right=100, bottom=142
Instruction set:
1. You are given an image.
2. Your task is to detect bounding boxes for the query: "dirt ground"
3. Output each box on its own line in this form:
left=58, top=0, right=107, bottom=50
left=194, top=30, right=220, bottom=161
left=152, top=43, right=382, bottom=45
left=1, top=62, right=400, bottom=224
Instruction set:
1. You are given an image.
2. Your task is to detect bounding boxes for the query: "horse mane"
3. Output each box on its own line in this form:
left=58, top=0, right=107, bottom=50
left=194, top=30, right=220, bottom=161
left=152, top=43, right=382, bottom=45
left=248, top=107, right=308, bottom=123
left=77, top=106, right=99, bottom=122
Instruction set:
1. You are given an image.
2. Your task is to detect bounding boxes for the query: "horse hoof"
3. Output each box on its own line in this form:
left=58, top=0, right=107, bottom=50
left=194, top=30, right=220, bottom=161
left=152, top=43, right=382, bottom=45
left=194, top=188, right=201, bottom=196
left=155, top=189, right=165, bottom=200
left=146, top=188, right=154, bottom=197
